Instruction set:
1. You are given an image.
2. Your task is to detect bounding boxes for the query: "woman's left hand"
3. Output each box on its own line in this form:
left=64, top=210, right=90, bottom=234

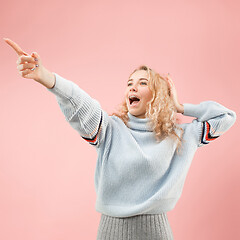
left=165, top=74, right=184, bottom=114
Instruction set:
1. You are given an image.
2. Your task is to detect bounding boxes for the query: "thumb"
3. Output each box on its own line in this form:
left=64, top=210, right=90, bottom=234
left=31, top=52, right=41, bottom=64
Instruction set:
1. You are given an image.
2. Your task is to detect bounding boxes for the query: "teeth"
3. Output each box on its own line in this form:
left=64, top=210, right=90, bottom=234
left=129, top=95, right=139, bottom=100
left=129, top=95, right=140, bottom=105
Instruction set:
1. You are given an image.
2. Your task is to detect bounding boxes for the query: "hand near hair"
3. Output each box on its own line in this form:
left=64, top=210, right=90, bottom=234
left=3, top=38, right=55, bottom=88
left=165, top=74, right=184, bottom=114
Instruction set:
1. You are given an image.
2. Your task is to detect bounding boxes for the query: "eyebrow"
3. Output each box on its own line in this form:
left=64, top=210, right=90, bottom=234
left=127, top=78, right=148, bottom=83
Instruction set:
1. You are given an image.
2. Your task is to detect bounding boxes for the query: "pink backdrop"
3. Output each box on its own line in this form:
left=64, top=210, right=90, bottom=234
left=1, top=0, right=239, bottom=239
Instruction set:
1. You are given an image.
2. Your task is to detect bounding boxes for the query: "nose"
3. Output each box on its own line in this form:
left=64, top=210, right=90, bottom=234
left=130, top=83, right=138, bottom=92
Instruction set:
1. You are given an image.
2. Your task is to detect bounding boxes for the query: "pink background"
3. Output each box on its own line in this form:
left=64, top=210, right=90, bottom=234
left=1, top=0, right=239, bottom=239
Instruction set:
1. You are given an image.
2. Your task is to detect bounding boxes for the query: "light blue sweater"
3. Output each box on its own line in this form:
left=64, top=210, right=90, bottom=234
left=47, top=73, right=237, bottom=217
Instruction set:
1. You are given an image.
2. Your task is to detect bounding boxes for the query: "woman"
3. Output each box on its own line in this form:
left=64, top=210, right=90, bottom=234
left=4, top=38, right=237, bottom=240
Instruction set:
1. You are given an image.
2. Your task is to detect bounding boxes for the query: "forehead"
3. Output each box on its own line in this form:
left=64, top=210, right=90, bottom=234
left=129, top=70, right=149, bottom=80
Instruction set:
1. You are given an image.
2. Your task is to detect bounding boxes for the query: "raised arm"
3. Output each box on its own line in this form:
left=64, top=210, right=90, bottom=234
left=4, top=38, right=110, bottom=148
left=46, top=73, right=111, bottom=147
left=182, top=101, right=236, bottom=147
left=164, top=74, right=236, bottom=147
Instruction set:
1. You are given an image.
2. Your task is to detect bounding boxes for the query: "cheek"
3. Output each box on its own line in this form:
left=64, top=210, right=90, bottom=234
left=142, top=89, right=153, bottom=101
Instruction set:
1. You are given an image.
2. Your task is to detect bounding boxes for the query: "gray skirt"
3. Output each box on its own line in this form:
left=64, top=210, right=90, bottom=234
left=96, top=213, right=174, bottom=240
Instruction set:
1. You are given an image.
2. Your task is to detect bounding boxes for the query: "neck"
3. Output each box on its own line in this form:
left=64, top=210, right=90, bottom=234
left=127, top=112, right=152, bottom=132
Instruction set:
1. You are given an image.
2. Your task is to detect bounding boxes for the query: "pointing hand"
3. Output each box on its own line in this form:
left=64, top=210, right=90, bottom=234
left=4, top=38, right=44, bottom=82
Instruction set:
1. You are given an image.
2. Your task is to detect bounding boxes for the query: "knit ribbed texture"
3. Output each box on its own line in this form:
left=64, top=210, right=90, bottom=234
left=96, top=214, right=174, bottom=240
left=47, top=73, right=237, bottom=217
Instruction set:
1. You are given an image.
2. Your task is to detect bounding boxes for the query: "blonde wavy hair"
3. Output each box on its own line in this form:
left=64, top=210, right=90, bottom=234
left=110, top=65, right=185, bottom=154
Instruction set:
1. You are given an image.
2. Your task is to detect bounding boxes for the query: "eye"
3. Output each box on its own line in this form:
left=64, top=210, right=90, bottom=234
left=127, top=81, right=147, bottom=86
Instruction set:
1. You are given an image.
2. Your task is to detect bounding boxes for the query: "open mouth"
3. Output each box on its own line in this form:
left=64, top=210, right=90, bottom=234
left=129, top=96, right=140, bottom=105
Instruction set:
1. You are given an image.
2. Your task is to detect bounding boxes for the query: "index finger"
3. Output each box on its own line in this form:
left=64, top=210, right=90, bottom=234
left=3, top=38, right=28, bottom=56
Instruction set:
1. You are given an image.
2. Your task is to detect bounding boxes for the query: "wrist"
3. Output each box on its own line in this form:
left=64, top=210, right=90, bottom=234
left=177, top=103, right=184, bottom=114
left=39, top=67, right=56, bottom=89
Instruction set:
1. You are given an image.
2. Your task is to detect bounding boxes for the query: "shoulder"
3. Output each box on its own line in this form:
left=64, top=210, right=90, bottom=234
left=105, top=113, right=129, bottom=128
left=175, top=120, right=203, bottom=146
left=176, top=120, right=202, bottom=135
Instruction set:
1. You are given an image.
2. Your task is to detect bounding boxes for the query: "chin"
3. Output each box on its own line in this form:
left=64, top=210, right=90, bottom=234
left=129, top=110, right=144, bottom=117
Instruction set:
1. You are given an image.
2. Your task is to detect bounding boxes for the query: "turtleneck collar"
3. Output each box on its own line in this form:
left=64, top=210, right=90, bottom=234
left=127, top=112, right=153, bottom=132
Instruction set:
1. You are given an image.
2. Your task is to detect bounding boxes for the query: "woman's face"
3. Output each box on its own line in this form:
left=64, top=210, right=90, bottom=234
left=125, top=70, right=153, bottom=118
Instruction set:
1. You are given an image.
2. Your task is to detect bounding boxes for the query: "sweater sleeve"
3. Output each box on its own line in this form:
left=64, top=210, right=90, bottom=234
left=182, top=101, right=237, bottom=147
left=46, top=72, right=110, bottom=148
